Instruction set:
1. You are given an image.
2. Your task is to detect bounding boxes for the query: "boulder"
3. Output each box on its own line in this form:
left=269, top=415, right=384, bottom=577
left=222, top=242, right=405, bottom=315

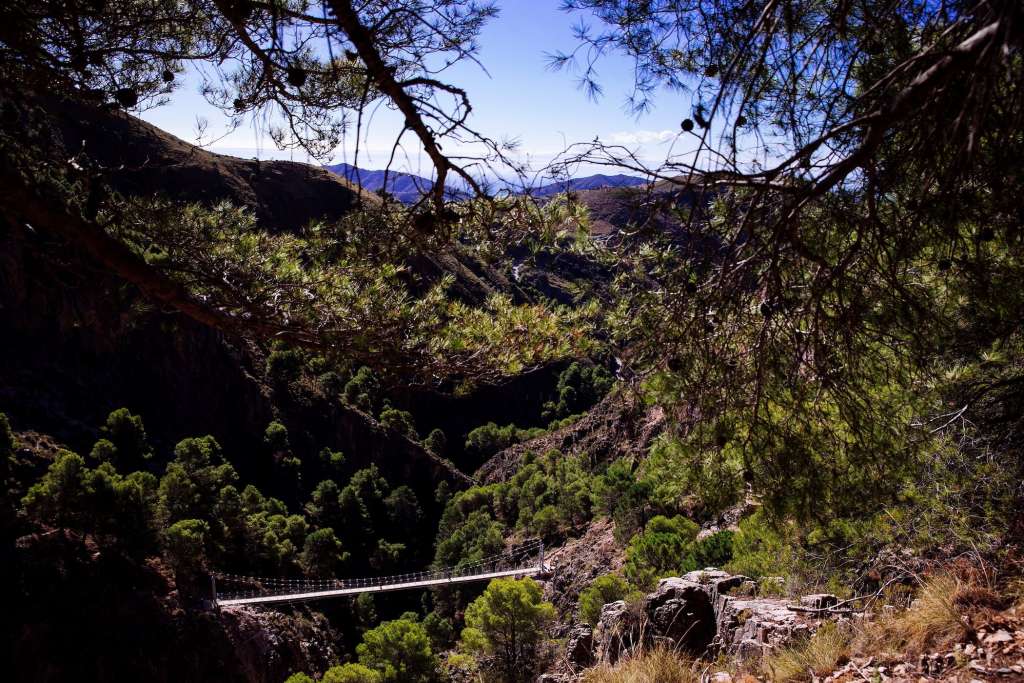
left=680, top=569, right=749, bottom=598
left=590, top=569, right=828, bottom=666
left=645, top=578, right=718, bottom=654
left=735, top=638, right=766, bottom=662
left=565, top=624, right=594, bottom=670
left=716, top=597, right=809, bottom=654
left=593, top=600, right=645, bottom=664
left=800, top=593, right=839, bottom=610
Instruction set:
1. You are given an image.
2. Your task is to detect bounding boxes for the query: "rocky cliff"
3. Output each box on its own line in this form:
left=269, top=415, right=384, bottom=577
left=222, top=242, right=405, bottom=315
left=551, top=568, right=836, bottom=679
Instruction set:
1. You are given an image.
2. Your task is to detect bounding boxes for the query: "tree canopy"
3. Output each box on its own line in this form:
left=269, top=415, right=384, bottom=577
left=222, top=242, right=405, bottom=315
left=460, top=577, right=555, bottom=682
left=356, top=615, right=438, bottom=683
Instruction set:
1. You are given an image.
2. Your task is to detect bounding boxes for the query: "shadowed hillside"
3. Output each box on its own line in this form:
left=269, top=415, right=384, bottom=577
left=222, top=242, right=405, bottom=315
left=45, top=96, right=371, bottom=232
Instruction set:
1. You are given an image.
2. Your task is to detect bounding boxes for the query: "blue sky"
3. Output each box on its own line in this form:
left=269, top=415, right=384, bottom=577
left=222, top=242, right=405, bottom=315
left=140, top=1, right=697, bottom=178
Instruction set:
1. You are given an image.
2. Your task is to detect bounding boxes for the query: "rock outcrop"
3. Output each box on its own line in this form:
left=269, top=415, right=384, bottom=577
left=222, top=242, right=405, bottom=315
left=564, top=624, right=595, bottom=670
left=644, top=575, right=721, bottom=654
left=10, top=528, right=339, bottom=683
left=219, top=607, right=340, bottom=683
left=583, top=568, right=833, bottom=667
left=716, top=596, right=814, bottom=660
left=476, top=392, right=665, bottom=485
left=593, top=600, right=643, bottom=664
left=542, top=517, right=624, bottom=619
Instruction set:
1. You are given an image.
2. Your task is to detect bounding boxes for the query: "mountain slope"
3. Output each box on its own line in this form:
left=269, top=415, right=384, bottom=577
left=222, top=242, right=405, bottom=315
left=43, top=96, right=371, bottom=232
left=530, top=173, right=648, bottom=197
left=324, top=162, right=468, bottom=204
left=0, top=91, right=484, bottom=683
left=0, top=94, right=469, bottom=489
left=325, top=163, right=649, bottom=203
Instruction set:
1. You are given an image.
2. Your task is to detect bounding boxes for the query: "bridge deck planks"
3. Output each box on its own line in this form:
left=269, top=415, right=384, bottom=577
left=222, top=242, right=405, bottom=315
left=216, top=566, right=542, bottom=607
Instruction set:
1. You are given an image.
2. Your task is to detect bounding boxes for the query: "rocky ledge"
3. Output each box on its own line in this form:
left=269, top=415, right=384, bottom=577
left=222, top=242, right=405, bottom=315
left=564, top=569, right=837, bottom=674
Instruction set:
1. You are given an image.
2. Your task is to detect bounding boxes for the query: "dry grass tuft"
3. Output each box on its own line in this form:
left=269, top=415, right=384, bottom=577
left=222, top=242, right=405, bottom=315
left=580, top=647, right=702, bottom=683
left=764, top=621, right=850, bottom=682
left=582, top=567, right=1008, bottom=683
left=854, top=570, right=1001, bottom=657
left=1007, top=575, right=1024, bottom=607
left=901, top=574, right=966, bottom=653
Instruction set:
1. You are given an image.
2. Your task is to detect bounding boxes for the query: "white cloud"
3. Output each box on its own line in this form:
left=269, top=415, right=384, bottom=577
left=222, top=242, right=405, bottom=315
left=603, top=129, right=678, bottom=145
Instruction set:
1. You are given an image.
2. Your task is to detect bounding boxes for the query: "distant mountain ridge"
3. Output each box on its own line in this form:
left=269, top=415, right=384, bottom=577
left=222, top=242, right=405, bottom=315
left=325, top=162, right=648, bottom=203
left=325, top=162, right=470, bottom=204
left=530, top=173, right=648, bottom=196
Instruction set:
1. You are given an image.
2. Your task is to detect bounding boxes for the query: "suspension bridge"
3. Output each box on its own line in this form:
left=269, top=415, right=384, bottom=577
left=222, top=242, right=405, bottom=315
left=212, top=539, right=550, bottom=608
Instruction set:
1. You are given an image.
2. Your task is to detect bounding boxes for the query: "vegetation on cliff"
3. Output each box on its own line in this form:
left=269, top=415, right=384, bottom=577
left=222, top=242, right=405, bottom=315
left=2, top=0, right=1024, bottom=681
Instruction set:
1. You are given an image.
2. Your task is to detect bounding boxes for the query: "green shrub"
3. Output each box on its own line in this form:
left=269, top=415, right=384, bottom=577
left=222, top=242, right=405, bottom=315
left=344, top=366, right=380, bottom=412
left=434, top=507, right=505, bottom=568
left=460, top=578, right=555, bottom=683
left=464, top=422, right=543, bottom=459
left=423, top=611, right=454, bottom=650
left=623, top=515, right=699, bottom=589
left=265, top=421, right=301, bottom=490
left=690, top=530, right=734, bottom=569
left=353, top=592, right=378, bottom=629
left=22, top=450, right=90, bottom=528
left=266, top=345, right=304, bottom=384
left=441, top=653, right=478, bottom=680
left=371, top=539, right=405, bottom=571
left=434, top=481, right=451, bottom=506
left=622, top=519, right=735, bottom=589
left=547, top=413, right=584, bottom=431
left=278, top=455, right=302, bottom=489
left=82, top=464, right=157, bottom=548
left=384, top=485, right=422, bottom=527
left=434, top=451, right=598, bottom=570
left=321, top=664, right=382, bottom=683
left=319, top=447, right=345, bottom=469
left=337, top=465, right=408, bottom=566
left=264, top=420, right=291, bottom=453
left=301, top=527, right=347, bottom=577
left=306, top=480, right=342, bottom=528
left=513, top=451, right=596, bottom=531
left=379, top=407, right=417, bottom=439
left=97, top=408, right=152, bottom=469
left=163, top=518, right=209, bottom=577
left=318, top=370, right=347, bottom=396
left=357, top=616, right=437, bottom=683
left=89, top=438, right=117, bottom=463
left=434, top=450, right=598, bottom=573
left=158, top=436, right=237, bottom=524
left=597, top=459, right=652, bottom=542
left=22, top=449, right=157, bottom=549
left=531, top=504, right=560, bottom=540
left=640, top=433, right=744, bottom=519
left=725, top=509, right=798, bottom=579
left=578, top=574, right=638, bottom=626
left=542, top=361, right=613, bottom=421
left=283, top=674, right=315, bottom=683
left=423, top=428, right=447, bottom=456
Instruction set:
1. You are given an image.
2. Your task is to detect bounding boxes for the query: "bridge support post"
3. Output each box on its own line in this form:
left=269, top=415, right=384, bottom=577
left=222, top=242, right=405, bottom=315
left=539, top=541, right=544, bottom=571
left=211, top=574, right=220, bottom=612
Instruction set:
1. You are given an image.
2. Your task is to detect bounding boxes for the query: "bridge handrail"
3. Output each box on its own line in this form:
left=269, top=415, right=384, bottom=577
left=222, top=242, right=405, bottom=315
left=212, top=538, right=544, bottom=602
